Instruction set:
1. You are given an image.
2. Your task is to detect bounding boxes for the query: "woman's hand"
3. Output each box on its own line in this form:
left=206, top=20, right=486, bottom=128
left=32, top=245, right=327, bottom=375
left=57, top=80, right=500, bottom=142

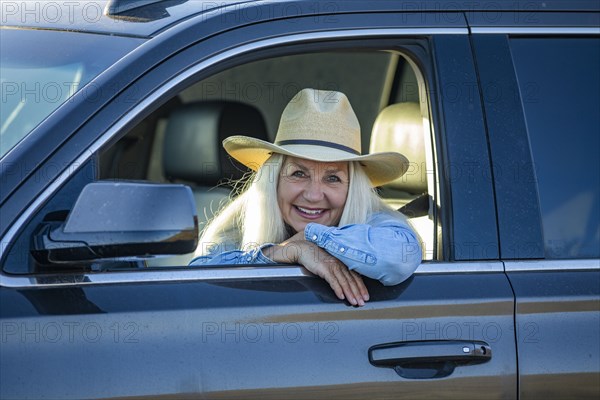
left=264, top=236, right=370, bottom=306
left=297, top=242, right=370, bottom=306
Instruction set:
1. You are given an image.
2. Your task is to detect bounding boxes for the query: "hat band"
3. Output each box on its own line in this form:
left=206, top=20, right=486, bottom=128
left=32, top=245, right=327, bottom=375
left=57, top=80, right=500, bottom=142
left=275, top=139, right=360, bottom=155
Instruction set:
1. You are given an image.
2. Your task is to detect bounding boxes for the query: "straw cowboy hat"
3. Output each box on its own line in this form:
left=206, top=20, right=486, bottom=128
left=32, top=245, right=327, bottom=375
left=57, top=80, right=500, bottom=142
left=223, top=88, right=409, bottom=187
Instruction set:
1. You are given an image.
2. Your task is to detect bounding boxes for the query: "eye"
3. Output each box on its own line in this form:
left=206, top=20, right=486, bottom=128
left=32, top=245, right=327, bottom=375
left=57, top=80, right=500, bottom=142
left=326, top=174, right=342, bottom=183
left=291, top=170, right=307, bottom=178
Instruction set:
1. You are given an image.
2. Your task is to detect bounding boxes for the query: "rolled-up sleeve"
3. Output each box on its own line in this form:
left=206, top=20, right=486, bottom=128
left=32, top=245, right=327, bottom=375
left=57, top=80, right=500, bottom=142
left=304, top=212, right=421, bottom=286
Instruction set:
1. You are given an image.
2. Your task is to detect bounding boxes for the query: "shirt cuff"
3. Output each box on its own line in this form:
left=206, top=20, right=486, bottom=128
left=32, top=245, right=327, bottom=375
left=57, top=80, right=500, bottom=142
left=305, top=223, right=328, bottom=245
left=256, top=243, right=276, bottom=263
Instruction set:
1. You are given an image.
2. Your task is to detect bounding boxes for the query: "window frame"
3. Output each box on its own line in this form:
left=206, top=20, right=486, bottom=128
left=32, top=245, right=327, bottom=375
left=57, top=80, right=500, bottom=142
left=1, top=14, right=500, bottom=285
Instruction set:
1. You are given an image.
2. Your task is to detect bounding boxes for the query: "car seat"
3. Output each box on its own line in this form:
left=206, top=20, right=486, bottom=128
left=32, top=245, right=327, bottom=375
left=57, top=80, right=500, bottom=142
left=151, top=101, right=268, bottom=265
left=370, top=102, right=434, bottom=259
left=163, top=101, right=268, bottom=226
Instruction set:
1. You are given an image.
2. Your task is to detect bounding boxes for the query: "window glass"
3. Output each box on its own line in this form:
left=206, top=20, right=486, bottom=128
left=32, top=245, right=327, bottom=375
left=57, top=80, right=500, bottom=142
left=510, top=38, right=600, bottom=258
left=0, top=29, right=142, bottom=158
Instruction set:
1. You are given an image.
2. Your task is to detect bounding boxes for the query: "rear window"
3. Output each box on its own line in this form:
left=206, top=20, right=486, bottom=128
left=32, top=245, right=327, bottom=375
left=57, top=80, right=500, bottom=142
left=510, top=37, right=600, bottom=259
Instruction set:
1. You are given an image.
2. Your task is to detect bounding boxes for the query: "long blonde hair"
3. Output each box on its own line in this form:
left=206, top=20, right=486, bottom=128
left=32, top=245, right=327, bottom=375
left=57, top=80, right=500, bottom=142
left=196, top=154, right=397, bottom=256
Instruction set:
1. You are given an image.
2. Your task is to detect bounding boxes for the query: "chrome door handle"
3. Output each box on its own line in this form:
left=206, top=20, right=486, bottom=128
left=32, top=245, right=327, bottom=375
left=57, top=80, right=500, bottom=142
left=368, top=340, right=492, bottom=379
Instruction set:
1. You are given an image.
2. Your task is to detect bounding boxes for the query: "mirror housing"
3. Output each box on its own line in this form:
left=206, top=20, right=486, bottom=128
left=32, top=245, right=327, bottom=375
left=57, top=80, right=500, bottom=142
left=31, top=182, right=198, bottom=265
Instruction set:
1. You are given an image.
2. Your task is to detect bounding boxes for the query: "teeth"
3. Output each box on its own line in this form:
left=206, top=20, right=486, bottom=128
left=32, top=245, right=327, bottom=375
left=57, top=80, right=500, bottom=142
left=297, top=206, right=324, bottom=215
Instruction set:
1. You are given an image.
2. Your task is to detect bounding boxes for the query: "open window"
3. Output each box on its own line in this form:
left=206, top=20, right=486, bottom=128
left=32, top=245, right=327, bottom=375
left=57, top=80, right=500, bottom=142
left=3, top=41, right=441, bottom=275
left=98, top=48, right=439, bottom=267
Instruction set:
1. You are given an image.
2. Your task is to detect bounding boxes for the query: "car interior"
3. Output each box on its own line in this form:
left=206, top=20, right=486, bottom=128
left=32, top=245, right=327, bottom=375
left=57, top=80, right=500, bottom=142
left=98, top=49, right=439, bottom=266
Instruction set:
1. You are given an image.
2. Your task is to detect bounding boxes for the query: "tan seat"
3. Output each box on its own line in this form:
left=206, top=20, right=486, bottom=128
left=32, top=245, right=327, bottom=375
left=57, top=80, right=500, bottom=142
left=370, top=102, right=434, bottom=259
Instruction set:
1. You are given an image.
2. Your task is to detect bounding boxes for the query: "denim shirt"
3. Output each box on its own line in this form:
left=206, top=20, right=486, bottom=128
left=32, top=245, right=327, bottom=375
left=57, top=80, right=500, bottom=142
left=189, top=211, right=422, bottom=286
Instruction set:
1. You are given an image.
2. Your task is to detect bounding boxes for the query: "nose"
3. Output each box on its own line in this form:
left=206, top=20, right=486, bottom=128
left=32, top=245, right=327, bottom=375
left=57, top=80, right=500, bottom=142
left=303, top=179, right=325, bottom=202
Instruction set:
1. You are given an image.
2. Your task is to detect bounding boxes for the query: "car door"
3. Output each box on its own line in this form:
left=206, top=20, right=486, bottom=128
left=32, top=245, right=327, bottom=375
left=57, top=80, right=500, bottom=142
left=469, top=10, right=600, bottom=400
left=1, top=5, right=517, bottom=399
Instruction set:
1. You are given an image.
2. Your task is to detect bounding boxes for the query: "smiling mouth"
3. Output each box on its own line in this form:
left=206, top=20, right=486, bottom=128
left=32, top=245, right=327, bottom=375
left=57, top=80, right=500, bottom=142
left=295, top=206, right=326, bottom=216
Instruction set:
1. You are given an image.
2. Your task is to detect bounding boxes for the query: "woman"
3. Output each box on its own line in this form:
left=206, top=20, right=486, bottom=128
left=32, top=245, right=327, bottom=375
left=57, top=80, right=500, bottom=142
left=190, top=88, right=422, bottom=306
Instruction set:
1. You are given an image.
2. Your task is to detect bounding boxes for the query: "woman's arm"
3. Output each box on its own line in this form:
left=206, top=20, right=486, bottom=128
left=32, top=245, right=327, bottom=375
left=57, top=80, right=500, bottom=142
left=189, top=238, right=369, bottom=306
left=263, top=234, right=369, bottom=307
left=190, top=236, right=369, bottom=306
left=303, top=212, right=422, bottom=286
left=189, top=244, right=274, bottom=266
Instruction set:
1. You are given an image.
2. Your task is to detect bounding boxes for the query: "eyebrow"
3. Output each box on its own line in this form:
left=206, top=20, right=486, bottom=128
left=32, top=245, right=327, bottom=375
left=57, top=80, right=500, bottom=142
left=287, top=161, right=346, bottom=174
left=287, top=162, right=308, bottom=171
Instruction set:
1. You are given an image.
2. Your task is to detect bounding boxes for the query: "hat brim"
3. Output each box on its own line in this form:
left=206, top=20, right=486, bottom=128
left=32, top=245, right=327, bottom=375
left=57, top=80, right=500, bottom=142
left=223, top=135, right=409, bottom=187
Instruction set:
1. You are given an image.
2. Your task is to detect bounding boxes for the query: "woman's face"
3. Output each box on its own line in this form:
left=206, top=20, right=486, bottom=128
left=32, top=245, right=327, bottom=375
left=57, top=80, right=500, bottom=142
left=277, top=156, right=349, bottom=233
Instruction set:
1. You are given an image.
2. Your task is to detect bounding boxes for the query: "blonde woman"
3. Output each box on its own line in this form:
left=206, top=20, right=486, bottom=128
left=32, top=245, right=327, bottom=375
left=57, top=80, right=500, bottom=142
left=190, top=88, right=421, bottom=306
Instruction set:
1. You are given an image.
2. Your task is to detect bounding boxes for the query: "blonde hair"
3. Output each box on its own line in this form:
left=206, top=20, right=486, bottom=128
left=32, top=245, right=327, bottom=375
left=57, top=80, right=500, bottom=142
left=196, top=154, right=398, bottom=256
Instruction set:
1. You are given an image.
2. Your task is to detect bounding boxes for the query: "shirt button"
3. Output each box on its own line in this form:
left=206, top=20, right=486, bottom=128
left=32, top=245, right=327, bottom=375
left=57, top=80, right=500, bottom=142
left=312, top=235, right=317, bottom=241
left=246, top=257, right=252, bottom=262
left=340, top=247, right=345, bottom=253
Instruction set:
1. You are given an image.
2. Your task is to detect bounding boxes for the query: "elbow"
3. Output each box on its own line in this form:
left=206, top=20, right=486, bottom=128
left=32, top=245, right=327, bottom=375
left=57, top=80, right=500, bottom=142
left=379, top=242, right=422, bottom=286
left=379, top=266, right=417, bottom=286
left=380, top=272, right=406, bottom=286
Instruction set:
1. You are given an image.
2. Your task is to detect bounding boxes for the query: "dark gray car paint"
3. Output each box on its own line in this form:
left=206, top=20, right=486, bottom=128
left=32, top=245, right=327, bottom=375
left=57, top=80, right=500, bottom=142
left=1, top=1, right=599, bottom=399
left=1, top=268, right=516, bottom=399
left=507, top=268, right=600, bottom=399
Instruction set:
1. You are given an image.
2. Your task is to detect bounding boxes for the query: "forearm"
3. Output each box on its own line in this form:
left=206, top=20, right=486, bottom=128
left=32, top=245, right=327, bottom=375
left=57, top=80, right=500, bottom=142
left=304, top=220, right=422, bottom=285
left=189, top=245, right=275, bottom=266
left=264, top=237, right=369, bottom=306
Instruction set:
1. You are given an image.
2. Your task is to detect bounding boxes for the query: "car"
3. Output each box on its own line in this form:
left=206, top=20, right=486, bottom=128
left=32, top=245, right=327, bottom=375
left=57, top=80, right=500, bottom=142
left=1, top=0, right=599, bottom=399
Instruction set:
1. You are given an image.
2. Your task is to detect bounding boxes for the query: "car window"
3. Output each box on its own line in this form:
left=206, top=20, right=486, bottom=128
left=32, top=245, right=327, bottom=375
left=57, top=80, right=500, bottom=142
left=0, top=28, right=142, bottom=158
left=99, top=49, right=439, bottom=267
left=2, top=45, right=439, bottom=275
left=510, top=37, right=600, bottom=259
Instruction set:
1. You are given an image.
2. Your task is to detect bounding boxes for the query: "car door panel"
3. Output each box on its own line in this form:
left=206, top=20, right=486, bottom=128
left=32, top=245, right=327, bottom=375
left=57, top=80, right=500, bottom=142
left=1, top=263, right=515, bottom=399
left=1, top=8, right=517, bottom=400
left=506, top=262, right=600, bottom=399
left=470, top=24, right=600, bottom=400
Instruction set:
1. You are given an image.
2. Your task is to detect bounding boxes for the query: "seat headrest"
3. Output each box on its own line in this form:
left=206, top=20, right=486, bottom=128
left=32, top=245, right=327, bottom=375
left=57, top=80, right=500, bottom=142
left=370, top=102, right=427, bottom=194
left=163, top=101, right=268, bottom=186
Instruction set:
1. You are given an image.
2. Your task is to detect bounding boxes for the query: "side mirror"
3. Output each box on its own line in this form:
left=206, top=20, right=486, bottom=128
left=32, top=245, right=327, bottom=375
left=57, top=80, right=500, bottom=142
left=31, top=182, right=198, bottom=265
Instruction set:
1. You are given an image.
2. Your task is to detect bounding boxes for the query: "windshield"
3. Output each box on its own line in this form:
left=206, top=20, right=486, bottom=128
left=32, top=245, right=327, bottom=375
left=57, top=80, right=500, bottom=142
left=0, top=28, right=143, bottom=158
